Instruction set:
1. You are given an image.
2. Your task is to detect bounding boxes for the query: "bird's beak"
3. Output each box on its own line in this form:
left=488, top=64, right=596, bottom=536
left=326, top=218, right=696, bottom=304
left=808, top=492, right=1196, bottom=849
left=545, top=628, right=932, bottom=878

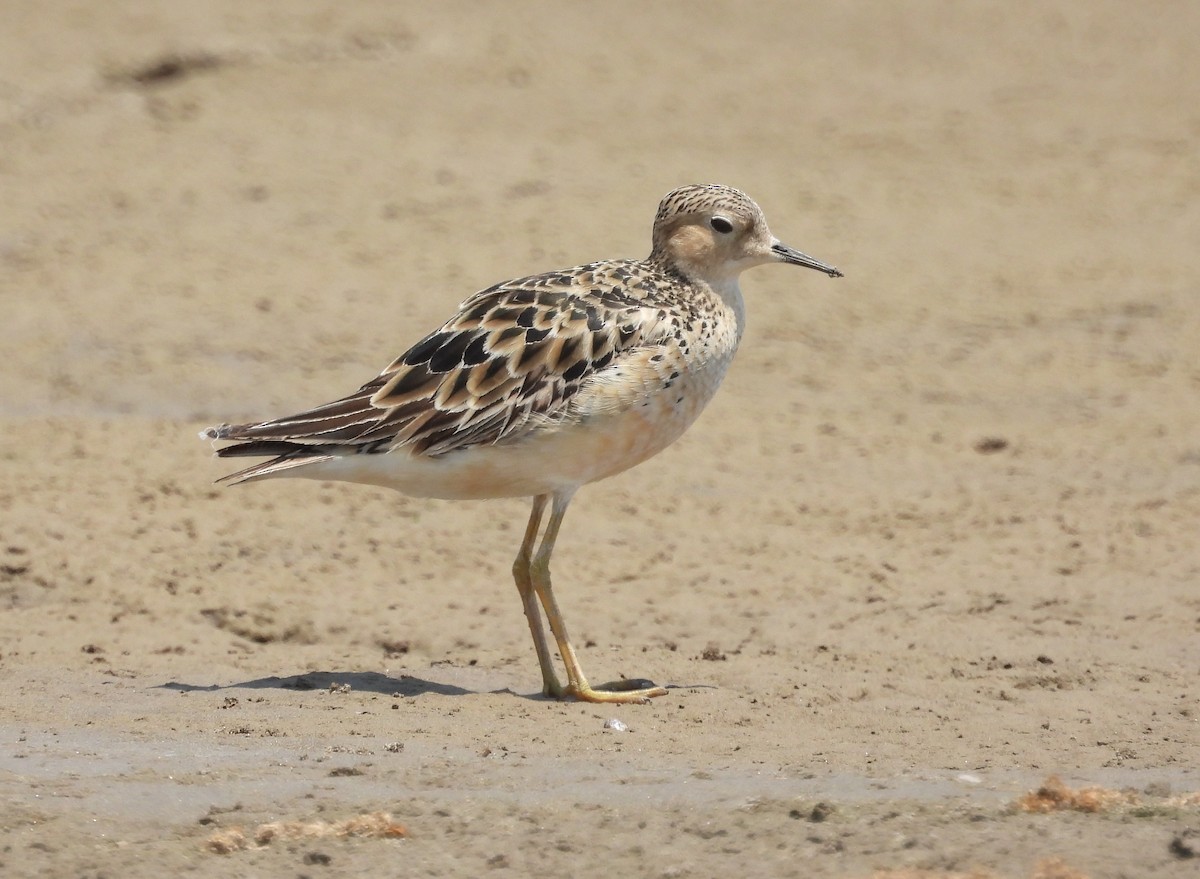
left=771, top=241, right=843, bottom=278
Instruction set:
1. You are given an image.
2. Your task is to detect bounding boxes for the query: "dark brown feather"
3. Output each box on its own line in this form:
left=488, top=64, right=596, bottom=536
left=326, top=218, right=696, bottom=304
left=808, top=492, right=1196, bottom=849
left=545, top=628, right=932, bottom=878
left=208, top=259, right=693, bottom=458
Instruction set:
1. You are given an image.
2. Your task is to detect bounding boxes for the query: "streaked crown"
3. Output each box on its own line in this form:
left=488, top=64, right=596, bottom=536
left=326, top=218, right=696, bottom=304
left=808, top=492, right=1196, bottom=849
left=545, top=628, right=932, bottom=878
left=650, top=184, right=765, bottom=256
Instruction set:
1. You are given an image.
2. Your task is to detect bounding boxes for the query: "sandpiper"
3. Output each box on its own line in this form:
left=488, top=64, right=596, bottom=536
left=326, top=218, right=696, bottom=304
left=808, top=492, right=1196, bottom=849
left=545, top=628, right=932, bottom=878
left=203, top=184, right=842, bottom=703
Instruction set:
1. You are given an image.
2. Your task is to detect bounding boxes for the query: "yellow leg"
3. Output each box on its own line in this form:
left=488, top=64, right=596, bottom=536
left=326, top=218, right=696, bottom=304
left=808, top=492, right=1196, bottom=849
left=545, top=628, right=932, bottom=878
left=528, top=490, right=668, bottom=704
left=513, top=495, right=566, bottom=697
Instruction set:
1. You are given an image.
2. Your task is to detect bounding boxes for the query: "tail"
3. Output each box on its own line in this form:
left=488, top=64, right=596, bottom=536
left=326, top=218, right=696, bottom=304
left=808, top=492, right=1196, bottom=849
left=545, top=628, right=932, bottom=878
left=201, top=424, right=336, bottom=485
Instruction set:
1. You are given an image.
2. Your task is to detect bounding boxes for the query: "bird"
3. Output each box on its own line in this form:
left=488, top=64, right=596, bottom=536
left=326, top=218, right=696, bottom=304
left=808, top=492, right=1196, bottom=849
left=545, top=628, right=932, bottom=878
left=202, top=184, right=842, bottom=704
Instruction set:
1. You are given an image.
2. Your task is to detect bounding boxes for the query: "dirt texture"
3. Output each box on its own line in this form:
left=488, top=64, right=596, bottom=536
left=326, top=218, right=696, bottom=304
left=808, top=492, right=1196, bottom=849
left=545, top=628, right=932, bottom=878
left=2, top=3, right=1198, bottom=877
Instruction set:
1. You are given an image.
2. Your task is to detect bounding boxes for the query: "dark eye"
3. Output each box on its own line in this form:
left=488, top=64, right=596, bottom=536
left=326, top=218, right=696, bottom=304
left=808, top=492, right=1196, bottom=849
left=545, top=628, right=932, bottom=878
left=709, top=216, right=734, bottom=234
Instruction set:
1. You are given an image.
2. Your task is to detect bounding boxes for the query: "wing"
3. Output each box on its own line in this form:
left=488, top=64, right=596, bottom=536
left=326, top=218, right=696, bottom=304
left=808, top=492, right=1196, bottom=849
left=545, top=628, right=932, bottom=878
left=206, top=264, right=673, bottom=459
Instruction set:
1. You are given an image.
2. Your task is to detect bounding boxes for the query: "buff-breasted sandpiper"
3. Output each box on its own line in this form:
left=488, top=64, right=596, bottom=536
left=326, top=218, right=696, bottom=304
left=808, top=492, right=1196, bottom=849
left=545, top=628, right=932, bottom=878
left=203, top=184, right=842, bottom=703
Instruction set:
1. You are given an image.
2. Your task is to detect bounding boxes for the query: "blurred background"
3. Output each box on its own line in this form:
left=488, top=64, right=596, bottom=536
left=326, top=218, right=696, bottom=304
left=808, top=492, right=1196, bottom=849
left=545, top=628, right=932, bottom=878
left=2, top=3, right=1199, bottom=875
left=3, top=1, right=1195, bottom=430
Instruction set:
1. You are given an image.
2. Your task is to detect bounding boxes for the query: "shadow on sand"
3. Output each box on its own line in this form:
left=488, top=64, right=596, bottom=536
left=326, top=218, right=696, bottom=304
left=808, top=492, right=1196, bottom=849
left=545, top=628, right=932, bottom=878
left=157, top=670, right=472, bottom=698
left=157, top=672, right=705, bottom=700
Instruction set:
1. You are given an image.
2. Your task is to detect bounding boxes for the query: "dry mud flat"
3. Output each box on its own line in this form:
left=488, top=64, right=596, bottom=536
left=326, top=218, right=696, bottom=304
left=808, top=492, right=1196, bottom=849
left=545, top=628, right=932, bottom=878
left=1, top=3, right=1198, bottom=877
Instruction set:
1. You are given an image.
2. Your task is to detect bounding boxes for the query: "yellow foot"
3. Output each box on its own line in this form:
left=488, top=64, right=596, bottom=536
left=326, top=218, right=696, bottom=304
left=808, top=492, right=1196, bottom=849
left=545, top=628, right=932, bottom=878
left=565, top=679, right=669, bottom=704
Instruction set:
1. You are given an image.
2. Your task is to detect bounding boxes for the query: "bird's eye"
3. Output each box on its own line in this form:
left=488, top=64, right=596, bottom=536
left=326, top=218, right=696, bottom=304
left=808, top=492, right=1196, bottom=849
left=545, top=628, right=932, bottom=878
left=709, top=216, right=734, bottom=234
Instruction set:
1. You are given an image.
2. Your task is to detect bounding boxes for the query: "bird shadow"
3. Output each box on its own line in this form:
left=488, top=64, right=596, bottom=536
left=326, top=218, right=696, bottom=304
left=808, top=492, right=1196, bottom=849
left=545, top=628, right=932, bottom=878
left=156, top=670, right=472, bottom=698
left=157, top=672, right=713, bottom=701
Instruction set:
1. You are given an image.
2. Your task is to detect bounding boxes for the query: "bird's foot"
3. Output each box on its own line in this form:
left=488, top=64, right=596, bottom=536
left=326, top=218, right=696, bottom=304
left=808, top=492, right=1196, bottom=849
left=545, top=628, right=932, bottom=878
left=563, top=678, right=668, bottom=704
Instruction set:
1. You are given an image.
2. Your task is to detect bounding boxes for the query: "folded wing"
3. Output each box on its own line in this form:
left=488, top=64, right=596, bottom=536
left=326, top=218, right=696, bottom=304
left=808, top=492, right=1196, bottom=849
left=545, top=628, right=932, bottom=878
left=205, top=269, right=673, bottom=480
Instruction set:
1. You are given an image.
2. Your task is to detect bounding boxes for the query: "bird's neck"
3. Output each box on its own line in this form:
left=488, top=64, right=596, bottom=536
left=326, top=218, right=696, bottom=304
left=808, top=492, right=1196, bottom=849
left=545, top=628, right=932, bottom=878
left=709, top=275, right=747, bottom=342
left=644, top=254, right=747, bottom=342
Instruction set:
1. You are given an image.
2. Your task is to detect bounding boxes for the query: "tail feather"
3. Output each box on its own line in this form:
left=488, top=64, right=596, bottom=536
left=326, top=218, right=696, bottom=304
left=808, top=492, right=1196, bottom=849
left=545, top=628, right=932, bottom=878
left=216, top=452, right=336, bottom=485
left=212, top=439, right=325, bottom=459
left=202, top=430, right=338, bottom=485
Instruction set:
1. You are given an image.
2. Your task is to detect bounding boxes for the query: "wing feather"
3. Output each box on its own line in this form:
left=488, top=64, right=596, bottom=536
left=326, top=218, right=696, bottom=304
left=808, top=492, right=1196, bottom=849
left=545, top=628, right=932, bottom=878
left=208, top=262, right=679, bottom=459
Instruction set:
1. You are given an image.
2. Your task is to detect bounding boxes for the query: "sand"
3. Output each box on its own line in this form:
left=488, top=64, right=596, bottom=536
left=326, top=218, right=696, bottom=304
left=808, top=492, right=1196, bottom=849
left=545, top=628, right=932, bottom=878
left=1, top=2, right=1198, bottom=877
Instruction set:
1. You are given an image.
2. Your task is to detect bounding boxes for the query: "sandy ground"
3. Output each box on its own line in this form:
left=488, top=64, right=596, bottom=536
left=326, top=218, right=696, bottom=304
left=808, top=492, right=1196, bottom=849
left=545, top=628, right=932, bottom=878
left=2, top=2, right=1198, bottom=877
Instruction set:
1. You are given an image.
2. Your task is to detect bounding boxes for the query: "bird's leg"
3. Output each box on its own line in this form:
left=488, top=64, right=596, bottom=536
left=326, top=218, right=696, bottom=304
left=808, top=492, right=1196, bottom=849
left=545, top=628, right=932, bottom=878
left=529, top=490, right=668, bottom=704
left=514, top=495, right=567, bottom=698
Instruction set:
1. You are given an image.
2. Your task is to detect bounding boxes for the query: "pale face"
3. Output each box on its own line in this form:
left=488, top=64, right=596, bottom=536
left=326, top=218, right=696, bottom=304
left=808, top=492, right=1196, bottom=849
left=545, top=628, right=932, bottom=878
left=661, top=206, right=776, bottom=282
left=655, top=190, right=841, bottom=284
